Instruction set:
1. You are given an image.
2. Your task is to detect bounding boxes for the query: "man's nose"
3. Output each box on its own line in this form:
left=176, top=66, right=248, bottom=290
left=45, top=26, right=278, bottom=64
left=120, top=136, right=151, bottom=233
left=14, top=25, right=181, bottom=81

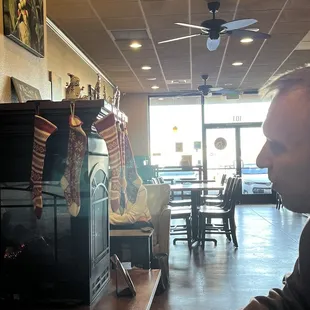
left=256, top=142, right=271, bottom=169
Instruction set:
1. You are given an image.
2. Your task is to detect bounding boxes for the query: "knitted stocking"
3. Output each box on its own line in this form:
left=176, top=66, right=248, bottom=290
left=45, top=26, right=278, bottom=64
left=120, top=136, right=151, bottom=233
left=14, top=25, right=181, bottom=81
left=94, top=113, right=121, bottom=212
left=61, top=115, right=87, bottom=217
left=30, top=115, right=57, bottom=219
left=118, top=122, right=127, bottom=214
left=124, top=125, right=142, bottom=204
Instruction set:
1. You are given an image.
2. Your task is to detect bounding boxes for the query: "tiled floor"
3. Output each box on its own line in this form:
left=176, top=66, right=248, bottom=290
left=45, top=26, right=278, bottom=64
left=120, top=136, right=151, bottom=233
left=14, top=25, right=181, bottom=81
left=151, top=205, right=308, bottom=310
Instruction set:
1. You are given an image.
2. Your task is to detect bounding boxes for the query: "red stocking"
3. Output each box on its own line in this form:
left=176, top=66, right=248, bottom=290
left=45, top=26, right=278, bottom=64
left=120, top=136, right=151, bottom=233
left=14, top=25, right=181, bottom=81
left=30, top=115, right=57, bottom=219
left=61, top=114, right=87, bottom=216
left=94, top=113, right=121, bottom=212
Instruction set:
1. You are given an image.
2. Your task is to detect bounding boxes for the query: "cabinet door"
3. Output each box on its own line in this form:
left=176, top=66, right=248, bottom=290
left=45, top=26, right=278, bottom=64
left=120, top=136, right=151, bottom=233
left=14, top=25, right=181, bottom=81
left=89, top=160, right=109, bottom=266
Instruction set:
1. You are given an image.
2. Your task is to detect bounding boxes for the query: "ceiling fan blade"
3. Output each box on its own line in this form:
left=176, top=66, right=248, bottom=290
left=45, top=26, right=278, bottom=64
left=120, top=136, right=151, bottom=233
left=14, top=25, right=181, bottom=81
left=210, top=87, right=223, bottom=92
left=158, top=33, right=201, bottom=44
left=206, top=37, right=221, bottom=51
left=216, top=89, right=240, bottom=95
left=222, top=19, right=257, bottom=31
left=228, top=29, right=271, bottom=39
left=175, top=22, right=209, bottom=31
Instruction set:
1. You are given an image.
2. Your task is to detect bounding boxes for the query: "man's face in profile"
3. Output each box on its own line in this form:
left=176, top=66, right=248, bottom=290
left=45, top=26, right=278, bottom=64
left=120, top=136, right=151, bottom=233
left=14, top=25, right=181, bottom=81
left=256, top=88, right=310, bottom=213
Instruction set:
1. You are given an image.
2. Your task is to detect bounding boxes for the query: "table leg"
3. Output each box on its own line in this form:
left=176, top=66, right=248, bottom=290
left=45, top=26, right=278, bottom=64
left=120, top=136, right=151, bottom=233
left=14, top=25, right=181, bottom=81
left=191, top=191, right=199, bottom=242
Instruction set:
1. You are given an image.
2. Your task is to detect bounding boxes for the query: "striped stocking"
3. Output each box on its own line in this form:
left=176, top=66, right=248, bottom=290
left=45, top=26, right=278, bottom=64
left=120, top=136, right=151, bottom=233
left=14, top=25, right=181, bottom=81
left=61, top=115, right=87, bottom=217
left=94, top=113, right=121, bottom=212
left=30, top=115, right=57, bottom=219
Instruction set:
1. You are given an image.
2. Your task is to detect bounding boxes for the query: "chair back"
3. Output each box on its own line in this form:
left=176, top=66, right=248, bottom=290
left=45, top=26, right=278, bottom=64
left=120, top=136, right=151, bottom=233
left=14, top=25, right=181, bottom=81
left=220, top=174, right=227, bottom=186
left=221, top=177, right=234, bottom=205
left=224, top=177, right=241, bottom=212
left=152, top=177, right=159, bottom=184
left=157, top=177, right=165, bottom=184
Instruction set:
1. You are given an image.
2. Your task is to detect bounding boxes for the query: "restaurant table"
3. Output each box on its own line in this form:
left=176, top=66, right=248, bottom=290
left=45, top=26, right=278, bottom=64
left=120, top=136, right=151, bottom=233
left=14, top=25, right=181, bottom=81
left=170, top=183, right=224, bottom=245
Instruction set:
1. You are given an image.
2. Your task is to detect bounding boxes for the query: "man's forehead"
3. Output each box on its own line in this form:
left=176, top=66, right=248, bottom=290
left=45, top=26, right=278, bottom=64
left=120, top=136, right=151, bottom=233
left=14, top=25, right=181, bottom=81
left=263, top=88, right=310, bottom=143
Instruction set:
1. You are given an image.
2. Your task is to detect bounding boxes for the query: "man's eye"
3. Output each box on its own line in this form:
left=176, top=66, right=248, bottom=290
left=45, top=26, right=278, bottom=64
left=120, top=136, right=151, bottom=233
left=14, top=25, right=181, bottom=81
left=269, top=141, right=286, bottom=155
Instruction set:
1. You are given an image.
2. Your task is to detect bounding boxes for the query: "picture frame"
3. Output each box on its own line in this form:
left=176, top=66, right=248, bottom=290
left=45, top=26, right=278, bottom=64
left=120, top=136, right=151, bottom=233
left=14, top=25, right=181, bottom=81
left=3, top=0, right=45, bottom=58
left=111, top=254, right=136, bottom=297
left=175, top=142, right=183, bottom=152
left=11, top=77, right=42, bottom=103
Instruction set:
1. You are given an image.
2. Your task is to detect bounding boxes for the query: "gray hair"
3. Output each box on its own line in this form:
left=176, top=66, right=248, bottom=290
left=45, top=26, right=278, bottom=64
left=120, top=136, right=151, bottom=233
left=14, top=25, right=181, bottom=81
left=260, top=64, right=310, bottom=99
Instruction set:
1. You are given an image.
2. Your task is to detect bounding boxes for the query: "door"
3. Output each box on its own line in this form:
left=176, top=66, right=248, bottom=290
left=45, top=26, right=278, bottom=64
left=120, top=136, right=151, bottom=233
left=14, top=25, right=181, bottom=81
left=204, top=124, right=274, bottom=204
left=205, top=127, right=237, bottom=182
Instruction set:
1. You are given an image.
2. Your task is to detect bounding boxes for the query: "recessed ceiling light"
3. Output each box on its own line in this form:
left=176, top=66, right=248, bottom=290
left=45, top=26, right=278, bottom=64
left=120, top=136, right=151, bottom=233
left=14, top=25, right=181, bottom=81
left=232, top=61, right=243, bottom=66
left=130, top=41, right=142, bottom=49
left=240, top=37, right=253, bottom=44
left=151, top=85, right=159, bottom=90
left=142, top=65, right=152, bottom=70
left=147, top=77, right=156, bottom=81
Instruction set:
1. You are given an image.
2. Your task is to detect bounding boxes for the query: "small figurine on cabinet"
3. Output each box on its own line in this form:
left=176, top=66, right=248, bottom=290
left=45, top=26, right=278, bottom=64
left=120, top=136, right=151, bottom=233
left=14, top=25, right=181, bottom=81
left=94, top=74, right=101, bottom=100
left=65, top=73, right=85, bottom=100
left=112, top=86, right=121, bottom=109
left=102, top=84, right=106, bottom=101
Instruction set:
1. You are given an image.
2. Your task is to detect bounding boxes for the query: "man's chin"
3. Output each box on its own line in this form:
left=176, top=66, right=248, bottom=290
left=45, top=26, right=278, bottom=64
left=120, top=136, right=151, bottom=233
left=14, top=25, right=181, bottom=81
left=281, top=195, right=310, bottom=213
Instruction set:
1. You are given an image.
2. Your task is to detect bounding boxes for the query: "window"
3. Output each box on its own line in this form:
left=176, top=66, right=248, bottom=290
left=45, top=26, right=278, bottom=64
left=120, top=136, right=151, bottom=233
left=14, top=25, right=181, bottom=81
left=149, top=96, right=202, bottom=166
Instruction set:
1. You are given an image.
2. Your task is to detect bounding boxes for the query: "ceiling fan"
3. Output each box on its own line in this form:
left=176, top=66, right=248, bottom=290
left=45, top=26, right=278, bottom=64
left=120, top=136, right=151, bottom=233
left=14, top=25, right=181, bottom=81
left=158, top=1, right=271, bottom=51
left=197, top=75, right=240, bottom=96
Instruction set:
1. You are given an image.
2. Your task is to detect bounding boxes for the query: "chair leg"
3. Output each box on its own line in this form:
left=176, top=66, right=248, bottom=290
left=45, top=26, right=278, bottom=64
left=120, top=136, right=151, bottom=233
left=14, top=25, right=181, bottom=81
left=186, top=216, right=192, bottom=249
left=200, top=216, right=205, bottom=249
left=198, top=215, right=201, bottom=245
left=229, top=217, right=238, bottom=248
left=223, top=219, right=231, bottom=242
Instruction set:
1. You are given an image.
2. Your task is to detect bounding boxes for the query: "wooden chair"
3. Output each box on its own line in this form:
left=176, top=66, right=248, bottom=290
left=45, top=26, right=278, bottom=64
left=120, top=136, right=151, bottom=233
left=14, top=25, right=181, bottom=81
left=275, top=192, right=283, bottom=210
left=201, top=173, right=227, bottom=202
left=157, top=177, right=165, bottom=184
left=170, top=207, right=192, bottom=249
left=198, top=177, right=240, bottom=248
left=151, top=177, right=159, bottom=184
left=203, top=177, right=234, bottom=207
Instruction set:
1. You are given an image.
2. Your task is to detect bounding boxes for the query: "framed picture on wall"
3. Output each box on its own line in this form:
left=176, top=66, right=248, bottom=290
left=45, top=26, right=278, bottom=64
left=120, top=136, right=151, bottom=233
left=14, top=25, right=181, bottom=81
left=3, top=0, right=45, bottom=57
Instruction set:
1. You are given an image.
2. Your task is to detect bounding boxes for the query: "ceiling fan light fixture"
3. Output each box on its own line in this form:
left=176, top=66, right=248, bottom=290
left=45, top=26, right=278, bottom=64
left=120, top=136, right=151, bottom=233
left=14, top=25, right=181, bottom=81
left=232, top=61, right=243, bottom=66
left=130, top=41, right=142, bottom=49
left=240, top=37, right=253, bottom=43
left=206, top=37, right=220, bottom=51
left=142, top=65, right=152, bottom=70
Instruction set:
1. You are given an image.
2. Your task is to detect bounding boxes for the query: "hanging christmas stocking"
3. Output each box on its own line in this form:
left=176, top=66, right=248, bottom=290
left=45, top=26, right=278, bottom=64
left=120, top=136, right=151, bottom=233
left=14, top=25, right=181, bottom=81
left=124, top=125, right=142, bottom=204
left=61, top=112, right=87, bottom=217
left=94, top=113, right=121, bottom=213
left=109, top=125, right=151, bottom=225
left=118, top=121, right=127, bottom=214
left=30, top=115, right=57, bottom=219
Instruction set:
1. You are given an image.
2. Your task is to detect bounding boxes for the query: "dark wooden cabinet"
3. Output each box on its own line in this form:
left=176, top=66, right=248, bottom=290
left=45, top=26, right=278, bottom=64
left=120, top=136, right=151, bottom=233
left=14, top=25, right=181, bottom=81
left=0, top=100, right=116, bottom=306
